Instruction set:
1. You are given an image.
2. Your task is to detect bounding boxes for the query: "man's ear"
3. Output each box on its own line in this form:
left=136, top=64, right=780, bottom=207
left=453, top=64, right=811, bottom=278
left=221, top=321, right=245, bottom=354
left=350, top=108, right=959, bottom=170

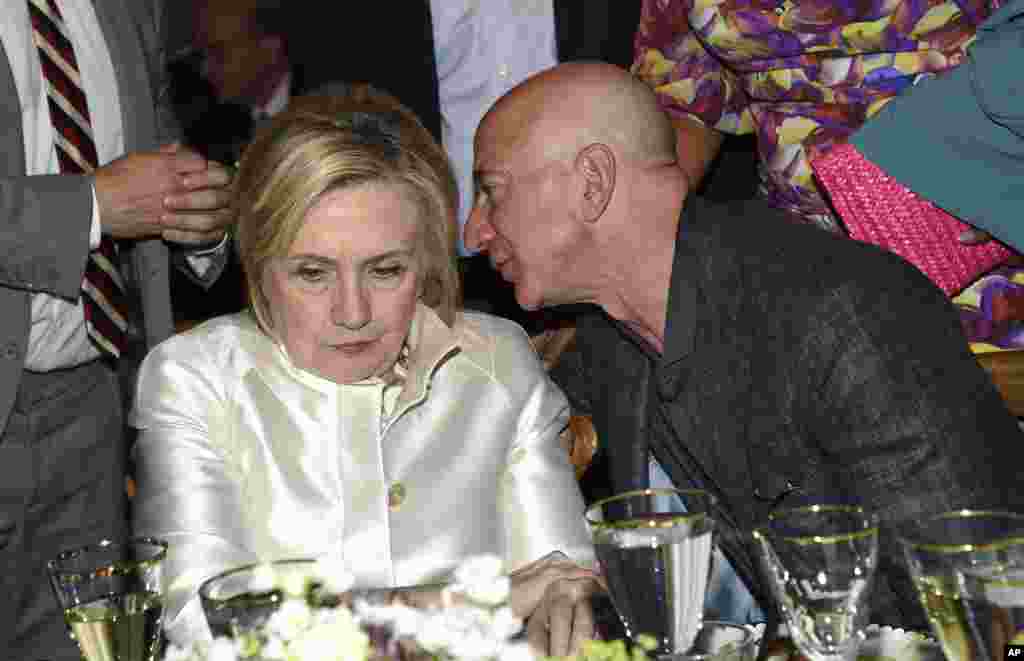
left=576, top=143, right=615, bottom=223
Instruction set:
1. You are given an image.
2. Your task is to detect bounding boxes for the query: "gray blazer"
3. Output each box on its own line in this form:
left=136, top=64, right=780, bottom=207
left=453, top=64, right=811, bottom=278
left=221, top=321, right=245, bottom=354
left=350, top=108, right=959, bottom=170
left=0, top=0, right=212, bottom=434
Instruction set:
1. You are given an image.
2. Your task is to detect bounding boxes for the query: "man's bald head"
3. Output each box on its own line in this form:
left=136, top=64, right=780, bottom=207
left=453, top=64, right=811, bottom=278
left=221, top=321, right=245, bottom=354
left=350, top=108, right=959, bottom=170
left=478, top=61, right=677, bottom=167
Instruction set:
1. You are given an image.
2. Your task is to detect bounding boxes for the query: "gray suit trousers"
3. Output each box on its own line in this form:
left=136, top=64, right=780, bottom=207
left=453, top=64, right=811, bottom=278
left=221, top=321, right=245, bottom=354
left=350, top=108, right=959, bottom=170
left=0, top=361, right=126, bottom=660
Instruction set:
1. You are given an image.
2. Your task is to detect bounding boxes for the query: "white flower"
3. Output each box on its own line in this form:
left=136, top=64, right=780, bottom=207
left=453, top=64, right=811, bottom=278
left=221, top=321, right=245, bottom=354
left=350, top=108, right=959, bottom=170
left=207, top=638, right=242, bottom=661
left=450, top=554, right=511, bottom=606
left=314, top=553, right=356, bottom=594
left=262, top=637, right=287, bottom=660
left=499, top=642, right=538, bottom=661
left=164, top=638, right=241, bottom=661
left=266, top=598, right=314, bottom=641
left=280, top=569, right=308, bottom=598
left=356, top=601, right=425, bottom=638
left=488, top=607, right=523, bottom=640
left=170, top=555, right=527, bottom=661
left=287, top=608, right=370, bottom=661
left=162, top=644, right=196, bottom=661
left=249, top=563, right=278, bottom=592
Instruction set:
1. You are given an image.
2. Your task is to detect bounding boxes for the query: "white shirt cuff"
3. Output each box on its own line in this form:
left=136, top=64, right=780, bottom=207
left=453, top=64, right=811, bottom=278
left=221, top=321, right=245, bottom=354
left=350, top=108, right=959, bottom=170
left=185, top=231, right=230, bottom=278
left=90, top=186, right=102, bottom=249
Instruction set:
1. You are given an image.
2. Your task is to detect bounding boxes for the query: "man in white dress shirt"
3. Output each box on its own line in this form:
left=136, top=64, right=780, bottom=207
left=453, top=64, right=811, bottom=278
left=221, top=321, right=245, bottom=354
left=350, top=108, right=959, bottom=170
left=0, top=0, right=233, bottom=657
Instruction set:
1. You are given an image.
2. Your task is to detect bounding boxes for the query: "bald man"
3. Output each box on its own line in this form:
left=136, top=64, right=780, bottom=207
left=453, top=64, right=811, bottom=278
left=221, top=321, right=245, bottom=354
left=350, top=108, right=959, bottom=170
left=465, top=62, right=1024, bottom=630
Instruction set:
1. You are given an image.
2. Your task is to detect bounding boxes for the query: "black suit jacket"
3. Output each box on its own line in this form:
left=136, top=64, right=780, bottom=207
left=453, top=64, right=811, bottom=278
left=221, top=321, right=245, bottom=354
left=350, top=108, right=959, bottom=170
left=552, top=195, right=1024, bottom=629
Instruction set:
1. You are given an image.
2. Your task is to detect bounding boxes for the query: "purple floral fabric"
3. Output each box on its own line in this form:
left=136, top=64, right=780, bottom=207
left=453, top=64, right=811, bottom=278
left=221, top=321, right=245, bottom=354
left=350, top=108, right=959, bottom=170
left=632, top=0, right=998, bottom=230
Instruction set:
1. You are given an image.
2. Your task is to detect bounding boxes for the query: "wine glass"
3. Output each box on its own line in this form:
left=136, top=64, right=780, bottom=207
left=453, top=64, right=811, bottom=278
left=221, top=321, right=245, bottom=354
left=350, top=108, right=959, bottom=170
left=753, top=504, right=879, bottom=661
left=585, top=488, right=716, bottom=658
left=47, top=537, right=168, bottom=661
left=900, top=510, right=1024, bottom=661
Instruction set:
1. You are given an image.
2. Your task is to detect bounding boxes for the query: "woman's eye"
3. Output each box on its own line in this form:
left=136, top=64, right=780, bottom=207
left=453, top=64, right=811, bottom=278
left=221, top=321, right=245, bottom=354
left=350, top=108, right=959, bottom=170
left=372, top=265, right=406, bottom=280
left=296, top=267, right=326, bottom=282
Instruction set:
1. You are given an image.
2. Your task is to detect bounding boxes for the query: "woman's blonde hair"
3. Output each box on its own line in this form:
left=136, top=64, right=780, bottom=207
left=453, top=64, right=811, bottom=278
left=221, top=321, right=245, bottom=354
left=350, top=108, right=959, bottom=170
left=234, top=84, right=461, bottom=332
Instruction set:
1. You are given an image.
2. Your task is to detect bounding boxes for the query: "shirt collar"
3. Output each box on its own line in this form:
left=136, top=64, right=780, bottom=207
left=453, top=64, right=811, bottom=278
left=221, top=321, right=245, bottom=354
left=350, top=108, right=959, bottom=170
left=253, top=69, right=292, bottom=119
left=661, top=195, right=698, bottom=366
left=607, top=195, right=698, bottom=368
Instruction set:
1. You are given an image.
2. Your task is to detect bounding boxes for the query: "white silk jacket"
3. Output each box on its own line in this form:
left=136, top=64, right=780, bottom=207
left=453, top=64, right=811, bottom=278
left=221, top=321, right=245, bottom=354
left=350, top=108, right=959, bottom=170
left=130, top=305, right=594, bottom=645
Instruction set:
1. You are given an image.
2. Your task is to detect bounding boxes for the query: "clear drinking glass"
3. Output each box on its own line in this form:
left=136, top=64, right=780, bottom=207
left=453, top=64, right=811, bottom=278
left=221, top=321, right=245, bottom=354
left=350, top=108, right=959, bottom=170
left=753, top=505, right=879, bottom=661
left=586, top=488, right=716, bottom=658
left=47, top=537, right=168, bottom=661
left=199, top=558, right=333, bottom=638
left=900, top=510, right=1024, bottom=661
left=957, top=561, right=1024, bottom=661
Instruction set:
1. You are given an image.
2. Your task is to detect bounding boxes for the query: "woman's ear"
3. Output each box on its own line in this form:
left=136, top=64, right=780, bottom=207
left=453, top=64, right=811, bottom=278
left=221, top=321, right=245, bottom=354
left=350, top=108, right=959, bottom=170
left=576, top=143, right=615, bottom=223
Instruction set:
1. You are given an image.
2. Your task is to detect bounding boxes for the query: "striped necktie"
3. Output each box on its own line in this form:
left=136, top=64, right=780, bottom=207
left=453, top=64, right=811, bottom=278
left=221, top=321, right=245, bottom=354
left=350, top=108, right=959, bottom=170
left=28, top=0, right=128, bottom=359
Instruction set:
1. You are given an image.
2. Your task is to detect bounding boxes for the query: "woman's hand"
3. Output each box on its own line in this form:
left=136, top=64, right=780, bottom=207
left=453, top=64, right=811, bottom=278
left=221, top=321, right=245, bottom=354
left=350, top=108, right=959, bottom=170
left=509, top=551, right=605, bottom=657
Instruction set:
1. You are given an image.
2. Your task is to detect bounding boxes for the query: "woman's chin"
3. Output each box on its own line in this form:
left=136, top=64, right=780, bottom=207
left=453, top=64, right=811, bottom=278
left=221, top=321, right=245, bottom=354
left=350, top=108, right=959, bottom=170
left=312, top=358, right=389, bottom=385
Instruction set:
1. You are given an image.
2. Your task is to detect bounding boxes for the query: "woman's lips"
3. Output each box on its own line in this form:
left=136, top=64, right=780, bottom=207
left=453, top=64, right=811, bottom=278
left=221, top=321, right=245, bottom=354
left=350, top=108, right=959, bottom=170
left=332, top=339, right=377, bottom=355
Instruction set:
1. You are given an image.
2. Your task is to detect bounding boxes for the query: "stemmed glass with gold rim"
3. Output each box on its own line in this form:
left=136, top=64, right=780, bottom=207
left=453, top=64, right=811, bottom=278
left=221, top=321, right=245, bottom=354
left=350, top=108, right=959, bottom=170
left=900, top=509, right=1024, bottom=661
left=586, top=488, right=717, bottom=659
left=753, top=504, right=879, bottom=661
left=47, top=537, right=168, bottom=661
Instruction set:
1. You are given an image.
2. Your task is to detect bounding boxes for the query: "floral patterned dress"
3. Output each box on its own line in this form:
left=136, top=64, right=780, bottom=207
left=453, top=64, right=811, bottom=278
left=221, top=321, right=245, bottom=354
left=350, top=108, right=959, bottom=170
left=632, top=0, right=998, bottom=231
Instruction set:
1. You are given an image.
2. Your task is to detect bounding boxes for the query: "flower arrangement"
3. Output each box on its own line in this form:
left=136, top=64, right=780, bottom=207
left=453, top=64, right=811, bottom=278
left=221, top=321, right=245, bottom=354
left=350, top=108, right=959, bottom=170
left=164, top=555, right=553, bottom=661
left=164, top=553, right=665, bottom=661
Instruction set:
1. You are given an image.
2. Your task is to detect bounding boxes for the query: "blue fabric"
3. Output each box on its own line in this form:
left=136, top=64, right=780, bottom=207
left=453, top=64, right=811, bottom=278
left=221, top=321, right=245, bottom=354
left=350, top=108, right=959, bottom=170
left=649, top=459, right=766, bottom=625
left=850, top=0, right=1024, bottom=251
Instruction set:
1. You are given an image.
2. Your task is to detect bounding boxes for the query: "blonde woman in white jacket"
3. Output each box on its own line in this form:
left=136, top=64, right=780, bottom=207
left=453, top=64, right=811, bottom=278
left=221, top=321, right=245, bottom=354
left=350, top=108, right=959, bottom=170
left=131, top=87, right=597, bottom=655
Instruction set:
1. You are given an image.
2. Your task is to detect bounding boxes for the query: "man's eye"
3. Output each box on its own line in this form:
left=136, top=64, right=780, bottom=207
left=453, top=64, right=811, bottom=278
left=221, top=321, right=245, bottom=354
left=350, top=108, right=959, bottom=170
left=475, top=186, right=495, bottom=208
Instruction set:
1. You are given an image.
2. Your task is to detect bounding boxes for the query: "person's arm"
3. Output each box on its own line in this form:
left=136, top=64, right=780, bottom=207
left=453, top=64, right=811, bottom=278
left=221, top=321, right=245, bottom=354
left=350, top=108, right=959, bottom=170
left=673, top=116, right=725, bottom=191
left=0, top=175, right=95, bottom=298
left=800, top=258, right=1024, bottom=629
left=497, top=327, right=603, bottom=656
left=130, top=334, right=256, bottom=646
left=139, top=0, right=233, bottom=285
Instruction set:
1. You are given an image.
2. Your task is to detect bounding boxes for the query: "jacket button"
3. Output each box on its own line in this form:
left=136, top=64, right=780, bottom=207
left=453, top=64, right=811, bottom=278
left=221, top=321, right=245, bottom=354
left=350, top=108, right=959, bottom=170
left=2, top=342, right=18, bottom=360
left=387, top=482, right=407, bottom=511
left=0, top=517, right=15, bottom=549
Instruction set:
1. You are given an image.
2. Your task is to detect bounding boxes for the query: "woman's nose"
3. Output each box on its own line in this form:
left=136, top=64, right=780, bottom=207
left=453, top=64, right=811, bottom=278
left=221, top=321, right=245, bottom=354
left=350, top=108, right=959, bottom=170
left=331, top=279, right=370, bottom=330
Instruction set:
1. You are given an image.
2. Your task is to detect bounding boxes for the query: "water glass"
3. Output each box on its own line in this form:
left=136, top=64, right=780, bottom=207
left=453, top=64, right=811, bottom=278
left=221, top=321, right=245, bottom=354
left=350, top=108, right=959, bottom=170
left=753, top=504, right=879, bottom=661
left=47, top=537, right=168, bottom=661
left=586, top=488, right=716, bottom=658
left=900, top=510, right=1024, bottom=661
left=199, top=558, right=334, bottom=638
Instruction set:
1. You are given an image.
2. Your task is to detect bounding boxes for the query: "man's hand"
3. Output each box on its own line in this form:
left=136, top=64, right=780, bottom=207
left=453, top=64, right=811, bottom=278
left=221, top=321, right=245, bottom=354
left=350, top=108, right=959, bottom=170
left=959, top=228, right=993, bottom=245
left=673, top=116, right=723, bottom=192
left=510, top=552, right=605, bottom=657
left=94, top=143, right=234, bottom=246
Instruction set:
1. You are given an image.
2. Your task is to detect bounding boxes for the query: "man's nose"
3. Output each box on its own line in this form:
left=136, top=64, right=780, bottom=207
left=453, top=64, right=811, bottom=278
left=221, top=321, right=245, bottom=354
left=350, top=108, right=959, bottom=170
left=464, top=206, right=493, bottom=253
